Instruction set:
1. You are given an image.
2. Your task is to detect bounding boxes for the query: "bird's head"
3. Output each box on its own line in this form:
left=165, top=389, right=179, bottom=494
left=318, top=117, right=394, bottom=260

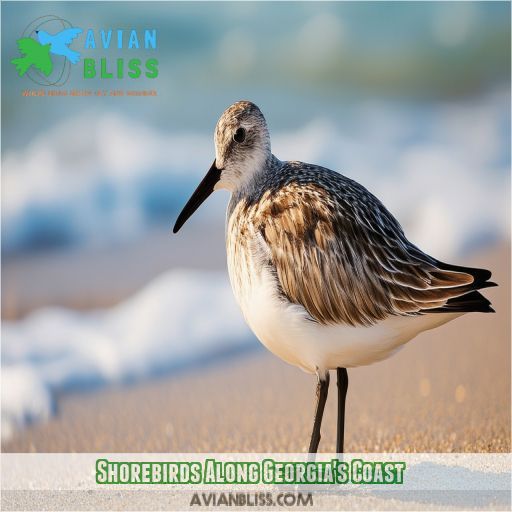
left=173, top=100, right=271, bottom=233
left=35, top=30, right=51, bottom=45
left=213, top=100, right=271, bottom=190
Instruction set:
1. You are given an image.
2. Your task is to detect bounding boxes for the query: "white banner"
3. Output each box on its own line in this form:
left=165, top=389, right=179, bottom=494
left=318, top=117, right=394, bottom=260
left=2, top=453, right=510, bottom=511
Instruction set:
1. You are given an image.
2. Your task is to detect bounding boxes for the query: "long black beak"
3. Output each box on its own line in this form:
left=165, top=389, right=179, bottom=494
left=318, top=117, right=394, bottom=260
left=173, top=160, right=222, bottom=233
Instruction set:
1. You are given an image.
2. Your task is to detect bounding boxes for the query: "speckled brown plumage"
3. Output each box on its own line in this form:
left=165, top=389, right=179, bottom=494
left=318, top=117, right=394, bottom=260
left=227, top=160, right=496, bottom=327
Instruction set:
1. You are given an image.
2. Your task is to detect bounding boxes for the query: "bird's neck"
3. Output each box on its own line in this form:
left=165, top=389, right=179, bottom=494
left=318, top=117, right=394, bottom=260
left=234, top=153, right=280, bottom=197
left=227, top=154, right=281, bottom=219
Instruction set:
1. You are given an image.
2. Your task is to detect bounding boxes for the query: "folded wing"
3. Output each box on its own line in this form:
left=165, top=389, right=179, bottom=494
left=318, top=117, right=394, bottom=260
left=250, top=174, right=495, bottom=327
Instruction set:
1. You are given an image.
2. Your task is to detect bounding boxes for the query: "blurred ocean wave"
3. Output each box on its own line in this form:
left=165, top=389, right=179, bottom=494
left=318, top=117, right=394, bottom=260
left=2, top=88, right=509, bottom=261
left=1, top=270, right=252, bottom=439
left=1, top=113, right=213, bottom=253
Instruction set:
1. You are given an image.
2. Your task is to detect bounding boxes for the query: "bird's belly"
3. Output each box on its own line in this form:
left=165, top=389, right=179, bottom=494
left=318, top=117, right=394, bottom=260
left=234, top=266, right=460, bottom=375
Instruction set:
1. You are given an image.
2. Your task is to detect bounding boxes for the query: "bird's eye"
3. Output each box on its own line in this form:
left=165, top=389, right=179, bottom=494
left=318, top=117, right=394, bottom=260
left=233, top=127, right=246, bottom=143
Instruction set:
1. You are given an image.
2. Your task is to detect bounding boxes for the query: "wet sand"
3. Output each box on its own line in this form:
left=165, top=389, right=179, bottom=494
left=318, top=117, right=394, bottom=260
left=3, top=245, right=510, bottom=453
left=1, top=223, right=226, bottom=320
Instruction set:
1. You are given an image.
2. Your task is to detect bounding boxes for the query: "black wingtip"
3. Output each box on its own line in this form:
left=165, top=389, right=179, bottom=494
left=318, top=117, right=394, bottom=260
left=477, top=281, right=499, bottom=291
left=431, top=289, right=497, bottom=314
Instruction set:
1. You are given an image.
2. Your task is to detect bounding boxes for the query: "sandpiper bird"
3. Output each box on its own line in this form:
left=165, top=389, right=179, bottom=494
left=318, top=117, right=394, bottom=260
left=173, top=100, right=496, bottom=453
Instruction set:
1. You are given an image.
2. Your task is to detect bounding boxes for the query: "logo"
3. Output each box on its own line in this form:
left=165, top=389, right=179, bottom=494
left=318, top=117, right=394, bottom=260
left=11, top=15, right=82, bottom=86
left=12, top=15, right=159, bottom=87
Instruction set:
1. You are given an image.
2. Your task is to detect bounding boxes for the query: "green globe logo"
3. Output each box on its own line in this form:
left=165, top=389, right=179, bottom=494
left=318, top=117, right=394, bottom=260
left=11, top=15, right=82, bottom=86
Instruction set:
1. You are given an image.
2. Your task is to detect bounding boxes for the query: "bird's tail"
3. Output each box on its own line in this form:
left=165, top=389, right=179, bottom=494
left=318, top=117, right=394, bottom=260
left=11, top=57, right=31, bottom=77
left=429, top=261, right=497, bottom=314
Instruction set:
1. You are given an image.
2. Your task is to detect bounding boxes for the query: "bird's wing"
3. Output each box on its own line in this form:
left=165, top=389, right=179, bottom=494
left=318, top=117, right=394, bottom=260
left=56, top=28, right=82, bottom=44
left=246, top=166, right=494, bottom=327
left=16, top=37, right=40, bottom=56
left=33, top=48, right=53, bottom=76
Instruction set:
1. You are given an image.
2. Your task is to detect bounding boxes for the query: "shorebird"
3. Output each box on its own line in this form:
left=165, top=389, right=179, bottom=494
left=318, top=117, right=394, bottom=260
left=173, top=100, right=496, bottom=453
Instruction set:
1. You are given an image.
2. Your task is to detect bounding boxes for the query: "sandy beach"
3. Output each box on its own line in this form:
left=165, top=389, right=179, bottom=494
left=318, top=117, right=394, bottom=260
left=3, top=245, right=509, bottom=454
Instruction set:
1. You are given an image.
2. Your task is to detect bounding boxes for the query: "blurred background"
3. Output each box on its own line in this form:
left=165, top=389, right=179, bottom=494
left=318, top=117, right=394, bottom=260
left=1, top=2, right=510, bottom=452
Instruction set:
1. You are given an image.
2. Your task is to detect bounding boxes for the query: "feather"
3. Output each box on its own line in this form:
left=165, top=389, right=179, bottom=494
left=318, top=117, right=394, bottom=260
left=228, top=164, right=495, bottom=327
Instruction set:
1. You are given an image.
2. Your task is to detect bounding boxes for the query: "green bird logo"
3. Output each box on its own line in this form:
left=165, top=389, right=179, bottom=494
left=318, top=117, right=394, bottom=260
left=11, top=38, right=53, bottom=77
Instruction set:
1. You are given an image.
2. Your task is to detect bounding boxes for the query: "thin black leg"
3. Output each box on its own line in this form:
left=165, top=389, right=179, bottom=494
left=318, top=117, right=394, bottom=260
left=308, top=372, right=330, bottom=453
left=336, top=367, right=349, bottom=454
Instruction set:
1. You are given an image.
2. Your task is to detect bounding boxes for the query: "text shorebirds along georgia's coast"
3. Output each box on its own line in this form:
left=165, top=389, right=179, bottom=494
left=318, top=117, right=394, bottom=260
left=173, top=100, right=496, bottom=453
